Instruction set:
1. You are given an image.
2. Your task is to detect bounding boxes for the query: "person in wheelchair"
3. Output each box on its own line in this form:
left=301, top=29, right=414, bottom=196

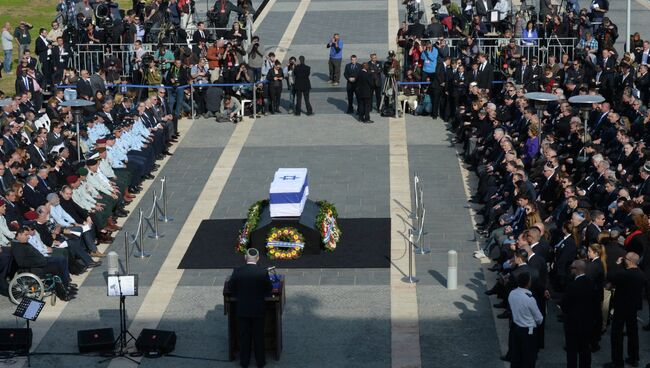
left=11, top=226, right=76, bottom=301
left=32, top=205, right=101, bottom=274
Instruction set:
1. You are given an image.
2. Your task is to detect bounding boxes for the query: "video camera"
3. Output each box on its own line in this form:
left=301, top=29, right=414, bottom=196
left=383, top=51, right=397, bottom=77
left=431, top=3, right=441, bottom=16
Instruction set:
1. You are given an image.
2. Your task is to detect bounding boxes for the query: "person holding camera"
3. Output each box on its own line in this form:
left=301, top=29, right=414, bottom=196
left=326, top=33, right=343, bottom=86
left=266, top=60, right=283, bottom=114
left=283, top=57, right=296, bottom=114
left=247, top=36, right=264, bottom=82
left=209, top=0, right=243, bottom=38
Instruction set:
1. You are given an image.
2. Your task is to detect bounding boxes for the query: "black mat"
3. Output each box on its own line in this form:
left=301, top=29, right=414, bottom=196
left=178, top=218, right=391, bottom=269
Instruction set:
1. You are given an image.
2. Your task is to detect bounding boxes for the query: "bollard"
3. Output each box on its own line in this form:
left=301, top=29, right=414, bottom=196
left=124, top=231, right=130, bottom=274
left=401, top=230, right=419, bottom=283
left=411, top=172, right=419, bottom=221
left=148, top=189, right=165, bottom=239
left=134, top=209, right=151, bottom=258
left=447, top=250, right=458, bottom=290
left=107, top=251, right=119, bottom=275
left=158, top=177, right=174, bottom=223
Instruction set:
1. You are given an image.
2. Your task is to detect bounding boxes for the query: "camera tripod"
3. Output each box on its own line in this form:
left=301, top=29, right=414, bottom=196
left=379, top=74, right=398, bottom=116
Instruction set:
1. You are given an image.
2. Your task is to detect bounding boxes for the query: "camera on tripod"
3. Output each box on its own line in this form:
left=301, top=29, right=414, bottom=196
left=383, top=51, right=397, bottom=77
left=431, top=3, right=441, bottom=16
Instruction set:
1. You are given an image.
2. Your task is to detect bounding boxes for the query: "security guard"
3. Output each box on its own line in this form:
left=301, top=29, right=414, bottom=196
left=508, top=269, right=543, bottom=368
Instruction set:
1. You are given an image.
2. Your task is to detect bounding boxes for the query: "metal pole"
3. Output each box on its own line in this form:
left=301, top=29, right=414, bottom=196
left=159, top=177, right=174, bottom=222
left=402, top=230, right=419, bottom=283
left=626, top=0, right=632, bottom=53
left=447, top=250, right=458, bottom=290
left=191, top=84, right=195, bottom=121
left=76, top=117, right=81, bottom=160
left=253, top=83, right=257, bottom=118
left=412, top=172, right=419, bottom=221
left=414, top=208, right=430, bottom=254
left=124, top=231, right=130, bottom=274
left=148, top=189, right=165, bottom=239
left=134, top=209, right=151, bottom=258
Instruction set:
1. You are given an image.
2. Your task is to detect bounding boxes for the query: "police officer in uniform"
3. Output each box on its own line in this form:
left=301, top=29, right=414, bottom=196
left=508, top=270, right=543, bottom=368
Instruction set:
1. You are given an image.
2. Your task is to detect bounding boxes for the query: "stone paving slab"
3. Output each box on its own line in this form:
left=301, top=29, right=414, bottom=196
left=210, top=145, right=390, bottom=219
left=138, top=285, right=390, bottom=368
left=291, top=11, right=388, bottom=45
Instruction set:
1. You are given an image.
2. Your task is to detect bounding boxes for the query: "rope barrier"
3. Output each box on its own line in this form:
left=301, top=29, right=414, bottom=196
left=125, top=176, right=171, bottom=258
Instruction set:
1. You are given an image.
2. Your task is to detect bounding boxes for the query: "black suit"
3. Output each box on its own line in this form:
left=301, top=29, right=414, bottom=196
left=293, top=63, right=312, bottom=115
left=560, top=275, right=598, bottom=368
left=475, top=0, right=491, bottom=17
left=76, top=78, right=93, bottom=99
left=608, top=266, right=646, bottom=366
left=356, top=70, right=374, bottom=122
left=344, top=62, right=361, bottom=113
left=477, top=62, right=493, bottom=90
left=11, top=240, right=69, bottom=287
left=23, top=184, right=46, bottom=209
left=15, top=75, right=36, bottom=95
left=229, top=263, right=272, bottom=368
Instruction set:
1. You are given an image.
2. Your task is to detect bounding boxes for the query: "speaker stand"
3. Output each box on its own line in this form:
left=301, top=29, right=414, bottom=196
left=99, top=291, right=139, bottom=364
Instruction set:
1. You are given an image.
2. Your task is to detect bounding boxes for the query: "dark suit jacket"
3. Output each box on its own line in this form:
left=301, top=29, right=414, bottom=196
left=229, top=263, right=273, bottom=318
left=35, top=37, right=49, bottom=63
left=27, top=144, right=47, bottom=168
left=23, top=184, right=46, bottom=209
left=477, top=63, right=493, bottom=90
left=586, top=258, right=605, bottom=300
left=608, top=266, right=646, bottom=315
left=11, top=241, right=47, bottom=269
left=15, top=76, right=36, bottom=95
left=46, top=132, right=65, bottom=149
left=293, top=64, right=311, bottom=91
left=475, top=0, right=491, bottom=16
left=355, top=70, right=374, bottom=99
left=560, top=275, right=599, bottom=336
left=344, top=63, right=361, bottom=86
left=60, top=197, right=88, bottom=224
left=76, top=79, right=93, bottom=99
left=554, top=235, right=577, bottom=279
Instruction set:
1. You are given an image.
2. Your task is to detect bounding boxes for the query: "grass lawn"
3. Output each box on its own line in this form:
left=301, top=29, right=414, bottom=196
left=0, top=0, right=131, bottom=95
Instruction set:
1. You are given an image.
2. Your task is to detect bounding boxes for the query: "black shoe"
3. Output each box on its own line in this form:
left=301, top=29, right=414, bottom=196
left=163, top=150, right=173, bottom=156
left=306, top=112, right=313, bottom=116
left=294, top=113, right=300, bottom=116
left=625, top=357, right=639, bottom=367
left=487, top=265, right=500, bottom=272
left=69, top=283, right=78, bottom=289
left=497, top=311, right=511, bottom=319
left=484, top=288, right=497, bottom=296
left=114, top=210, right=128, bottom=218
left=143, top=173, right=155, bottom=180
left=156, top=154, right=164, bottom=160
left=87, top=261, right=102, bottom=268
left=129, top=186, right=142, bottom=194
left=346, top=109, right=353, bottom=114
left=365, top=120, right=374, bottom=124
left=493, top=301, right=507, bottom=309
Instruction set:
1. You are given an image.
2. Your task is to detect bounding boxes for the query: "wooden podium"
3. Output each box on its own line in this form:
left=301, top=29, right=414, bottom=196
left=223, top=276, right=285, bottom=361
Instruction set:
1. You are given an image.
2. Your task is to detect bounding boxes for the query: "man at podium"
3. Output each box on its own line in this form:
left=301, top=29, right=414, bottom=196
left=229, top=248, right=273, bottom=368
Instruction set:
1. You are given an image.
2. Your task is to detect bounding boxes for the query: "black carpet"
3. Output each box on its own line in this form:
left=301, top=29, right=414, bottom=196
left=178, top=218, right=391, bottom=269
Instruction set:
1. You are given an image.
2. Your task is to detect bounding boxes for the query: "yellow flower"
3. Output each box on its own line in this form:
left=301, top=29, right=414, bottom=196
left=293, top=235, right=299, bottom=240
left=291, top=251, right=297, bottom=256
left=294, top=246, right=300, bottom=251
left=270, top=249, right=275, bottom=254
left=283, top=229, right=289, bottom=235
left=279, top=253, right=285, bottom=258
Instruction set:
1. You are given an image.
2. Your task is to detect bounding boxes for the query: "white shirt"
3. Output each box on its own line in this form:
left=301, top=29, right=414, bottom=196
left=50, top=204, right=76, bottom=227
left=508, top=287, right=543, bottom=328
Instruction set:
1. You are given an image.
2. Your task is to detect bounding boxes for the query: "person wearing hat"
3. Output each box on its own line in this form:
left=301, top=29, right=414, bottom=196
left=228, top=248, right=273, bottom=368
left=85, top=158, right=128, bottom=220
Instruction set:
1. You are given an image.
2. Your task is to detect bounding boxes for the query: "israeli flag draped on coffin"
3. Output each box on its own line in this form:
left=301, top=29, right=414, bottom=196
left=269, top=168, right=309, bottom=218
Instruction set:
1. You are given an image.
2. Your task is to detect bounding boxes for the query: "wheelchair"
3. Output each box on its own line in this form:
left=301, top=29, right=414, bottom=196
left=6, top=255, right=66, bottom=306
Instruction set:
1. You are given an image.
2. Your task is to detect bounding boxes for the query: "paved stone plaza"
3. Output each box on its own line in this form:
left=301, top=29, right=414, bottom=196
left=3, top=0, right=650, bottom=367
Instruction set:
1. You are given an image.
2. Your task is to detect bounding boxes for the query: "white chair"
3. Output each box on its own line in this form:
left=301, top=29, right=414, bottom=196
left=239, top=99, right=252, bottom=118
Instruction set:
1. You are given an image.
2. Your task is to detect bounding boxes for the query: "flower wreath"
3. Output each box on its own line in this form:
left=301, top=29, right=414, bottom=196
left=266, top=227, right=304, bottom=260
left=315, top=200, right=342, bottom=251
left=236, top=200, right=268, bottom=254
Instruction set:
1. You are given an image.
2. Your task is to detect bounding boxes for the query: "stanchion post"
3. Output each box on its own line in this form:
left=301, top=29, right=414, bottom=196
left=252, top=83, right=257, bottom=118
left=134, top=209, right=151, bottom=258
left=191, top=84, right=195, bottom=121
left=412, top=172, right=419, bottom=221
left=414, top=208, right=430, bottom=255
left=159, top=177, right=174, bottom=222
left=148, top=189, right=165, bottom=239
left=402, top=230, right=419, bottom=283
left=124, top=231, right=130, bottom=274
left=447, top=250, right=458, bottom=290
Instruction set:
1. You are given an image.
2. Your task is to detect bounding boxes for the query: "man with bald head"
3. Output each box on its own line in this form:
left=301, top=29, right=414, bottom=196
left=560, top=260, right=598, bottom=368
left=606, top=252, right=646, bottom=368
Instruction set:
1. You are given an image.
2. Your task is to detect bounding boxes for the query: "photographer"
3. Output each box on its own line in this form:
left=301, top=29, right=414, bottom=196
left=227, top=22, right=245, bottom=45
left=283, top=57, right=296, bottom=114
left=397, top=69, right=420, bottom=116
left=164, top=59, right=190, bottom=117
left=220, top=42, right=239, bottom=84
left=594, top=17, right=618, bottom=51
left=215, top=95, right=241, bottom=123
left=247, top=36, right=264, bottom=82
left=191, top=58, right=209, bottom=117
left=235, top=63, right=253, bottom=100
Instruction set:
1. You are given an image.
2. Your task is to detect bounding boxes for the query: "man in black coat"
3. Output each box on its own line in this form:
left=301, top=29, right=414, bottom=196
left=293, top=56, right=313, bottom=116
left=229, top=248, right=272, bottom=368
left=355, top=63, right=374, bottom=124
left=11, top=226, right=72, bottom=296
left=560, top=260, right=598, bottom=368
left=606, top=252, right=646, bottom=368
left=476, top=53, right=494, bottom=90
left=76, top=70, right=93, bottom=99
left=343, top=55, right=361, bottom=114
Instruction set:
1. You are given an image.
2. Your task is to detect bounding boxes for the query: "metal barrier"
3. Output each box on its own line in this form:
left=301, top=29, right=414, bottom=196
left=420, top=37, right=577, bottom=69
left=124, top=176, right=174, bottom=258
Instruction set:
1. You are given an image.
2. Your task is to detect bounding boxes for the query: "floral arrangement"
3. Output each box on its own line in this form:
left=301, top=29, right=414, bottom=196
left=236, top=200, right=268, bottom=254
left=315, top=200, right=342, bottom=251
left=266, top=227, right=304, bottom=260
